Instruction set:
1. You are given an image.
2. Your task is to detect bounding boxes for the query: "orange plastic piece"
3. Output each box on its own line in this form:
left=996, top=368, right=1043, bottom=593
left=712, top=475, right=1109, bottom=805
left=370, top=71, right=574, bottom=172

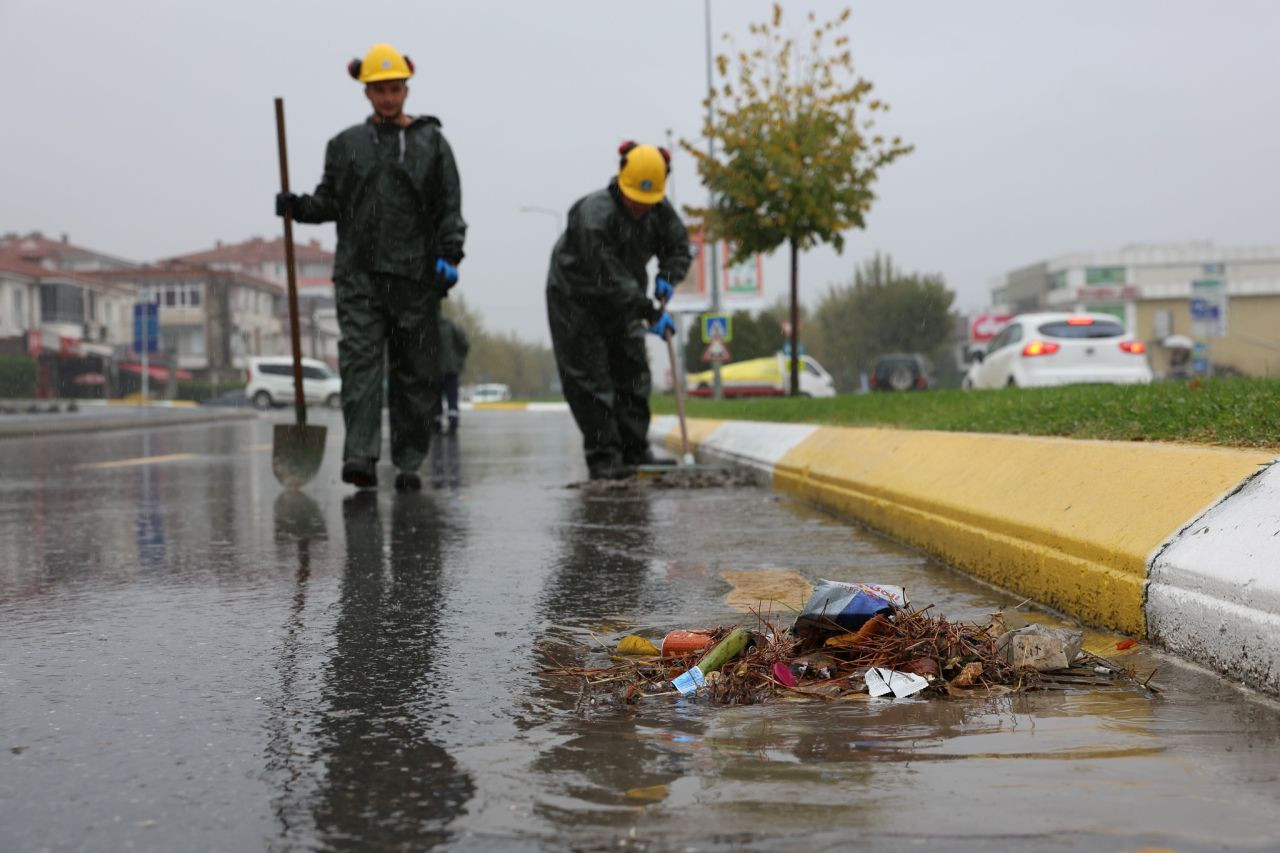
left=661, top=630, right=713, bottom=658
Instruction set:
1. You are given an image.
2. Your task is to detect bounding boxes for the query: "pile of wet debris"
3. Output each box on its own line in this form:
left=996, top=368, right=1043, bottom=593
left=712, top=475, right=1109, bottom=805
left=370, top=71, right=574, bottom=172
left=540, top=581, right=1158, bottom=705
left=567, top=465, right=761, bottom=491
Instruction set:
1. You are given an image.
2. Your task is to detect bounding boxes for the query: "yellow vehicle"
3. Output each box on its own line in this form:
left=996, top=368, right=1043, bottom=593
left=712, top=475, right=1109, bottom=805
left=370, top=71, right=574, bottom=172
left=686, top=354, right=837, bottom=398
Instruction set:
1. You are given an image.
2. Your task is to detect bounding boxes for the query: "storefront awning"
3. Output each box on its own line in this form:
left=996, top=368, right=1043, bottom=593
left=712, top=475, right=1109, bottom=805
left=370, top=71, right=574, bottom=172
left=119, top=362, right=194, bottom=381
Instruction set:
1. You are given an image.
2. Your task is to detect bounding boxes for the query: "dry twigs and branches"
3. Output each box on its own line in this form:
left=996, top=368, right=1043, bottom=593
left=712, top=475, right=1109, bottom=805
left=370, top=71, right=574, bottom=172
left=539, top=603, right=1158, bottom=708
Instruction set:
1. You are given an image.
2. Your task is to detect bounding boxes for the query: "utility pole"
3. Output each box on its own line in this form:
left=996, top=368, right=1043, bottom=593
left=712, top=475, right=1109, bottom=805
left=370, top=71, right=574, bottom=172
left=705, top=0, right=723, bottom=400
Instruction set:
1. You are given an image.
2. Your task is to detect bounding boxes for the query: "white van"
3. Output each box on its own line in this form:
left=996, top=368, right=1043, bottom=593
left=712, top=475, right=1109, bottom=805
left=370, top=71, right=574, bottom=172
left=245, top=356, right=342, bottom=409
left=470, top=383, right=512, bottom=403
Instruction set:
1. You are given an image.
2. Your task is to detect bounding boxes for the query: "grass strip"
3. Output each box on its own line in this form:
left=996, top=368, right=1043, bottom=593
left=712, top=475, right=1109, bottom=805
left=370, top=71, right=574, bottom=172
left=651, top=378, right=1280, bottom=450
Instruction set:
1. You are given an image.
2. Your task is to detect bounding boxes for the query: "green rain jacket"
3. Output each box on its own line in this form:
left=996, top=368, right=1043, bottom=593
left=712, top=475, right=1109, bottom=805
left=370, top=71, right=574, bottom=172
left=294, top=115, right=466, bottom=281
left=438, top=315, right=470, bottom=376
left=546, top=180, right=691, bottom=321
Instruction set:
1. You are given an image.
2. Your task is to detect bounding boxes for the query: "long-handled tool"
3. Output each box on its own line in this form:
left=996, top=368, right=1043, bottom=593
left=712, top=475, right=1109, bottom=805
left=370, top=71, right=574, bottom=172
left=664, top=321, right=696, bottom=466
left=270, top=97, right=327, bottom=488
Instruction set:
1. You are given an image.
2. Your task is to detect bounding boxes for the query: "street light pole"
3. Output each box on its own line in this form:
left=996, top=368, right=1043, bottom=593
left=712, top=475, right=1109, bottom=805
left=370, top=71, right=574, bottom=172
left=518, top=205, right=563, bottom=237
left=705, top=0, right=723, bottom=400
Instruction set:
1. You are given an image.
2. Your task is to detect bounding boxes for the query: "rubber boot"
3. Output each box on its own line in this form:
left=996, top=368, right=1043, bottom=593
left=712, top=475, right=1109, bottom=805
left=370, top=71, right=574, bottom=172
left=342, top=456, right=378, bottom=489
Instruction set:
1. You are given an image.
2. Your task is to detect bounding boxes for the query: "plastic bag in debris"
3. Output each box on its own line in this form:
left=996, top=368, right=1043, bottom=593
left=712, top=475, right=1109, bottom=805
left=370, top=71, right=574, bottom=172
left=995, top=624, right=1083, bottom=671
left=793, top=581, right=907, bottom=633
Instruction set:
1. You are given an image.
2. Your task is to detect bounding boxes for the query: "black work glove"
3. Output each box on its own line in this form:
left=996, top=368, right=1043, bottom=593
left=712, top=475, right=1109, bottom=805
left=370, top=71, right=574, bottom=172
left=434, top=257, right=460, bottom=298
left=275, top=192, right=299, bottom=218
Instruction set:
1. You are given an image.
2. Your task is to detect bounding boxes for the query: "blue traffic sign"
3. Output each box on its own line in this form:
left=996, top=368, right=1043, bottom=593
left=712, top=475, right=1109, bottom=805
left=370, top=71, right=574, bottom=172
left=132, top=302, right=159, bottom=354
left=700, top=313, right=731, bottom=343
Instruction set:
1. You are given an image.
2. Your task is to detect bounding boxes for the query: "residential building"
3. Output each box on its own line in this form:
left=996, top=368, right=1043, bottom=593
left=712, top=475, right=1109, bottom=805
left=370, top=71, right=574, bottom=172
left=99, top=262, right=286, bottom=384
left=168, top=236, right=339, bottom=364
left=0, top=237, right=139, bottom=397
left=991, top=242, right=1280, bottom=378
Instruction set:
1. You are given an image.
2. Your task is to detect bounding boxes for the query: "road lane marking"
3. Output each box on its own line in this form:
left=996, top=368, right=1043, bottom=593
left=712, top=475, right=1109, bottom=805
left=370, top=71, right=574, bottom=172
left=79, top=453, right=198, bottom=470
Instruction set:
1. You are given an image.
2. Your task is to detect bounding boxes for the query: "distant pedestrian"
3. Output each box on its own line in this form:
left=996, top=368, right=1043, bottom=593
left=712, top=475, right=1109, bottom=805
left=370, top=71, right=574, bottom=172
left=546, top=141, right=690, bottom=480
left=276, top=42, right=466, bottom=491
left=437, top=314, right=469, bottom=435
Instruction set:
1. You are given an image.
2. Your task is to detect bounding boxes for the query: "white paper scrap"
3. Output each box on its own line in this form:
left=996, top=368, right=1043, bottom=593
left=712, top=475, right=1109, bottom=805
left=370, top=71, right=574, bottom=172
left=864, top=667, right=928, bottom=699
left=672, top=665, right=706, bottom=696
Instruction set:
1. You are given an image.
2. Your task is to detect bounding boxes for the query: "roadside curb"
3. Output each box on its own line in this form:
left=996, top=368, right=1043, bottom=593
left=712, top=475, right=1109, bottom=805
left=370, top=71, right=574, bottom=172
left=651, top=415, right=1280, bottom=695
left=0, top=408, right=257, bottom=439
left=466, top=402, right=569, bottom=413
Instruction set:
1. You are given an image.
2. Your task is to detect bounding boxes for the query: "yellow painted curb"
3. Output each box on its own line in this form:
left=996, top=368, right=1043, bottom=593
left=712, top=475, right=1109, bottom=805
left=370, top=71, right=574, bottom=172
left=472, top=402, right=527, bottom=411
left=772, top=428, right=1272, bottom=635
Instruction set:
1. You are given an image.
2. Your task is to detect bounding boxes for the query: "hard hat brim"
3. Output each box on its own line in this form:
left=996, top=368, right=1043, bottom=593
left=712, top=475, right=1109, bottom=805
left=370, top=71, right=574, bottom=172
left=618, top=182, right=665, bottom=205
left=360, top=69, right=412, bottom=83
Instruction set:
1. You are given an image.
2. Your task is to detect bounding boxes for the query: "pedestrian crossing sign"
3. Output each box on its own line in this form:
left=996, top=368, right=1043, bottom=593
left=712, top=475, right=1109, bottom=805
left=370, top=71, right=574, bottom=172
left=700, top=313, right=732, bottom=344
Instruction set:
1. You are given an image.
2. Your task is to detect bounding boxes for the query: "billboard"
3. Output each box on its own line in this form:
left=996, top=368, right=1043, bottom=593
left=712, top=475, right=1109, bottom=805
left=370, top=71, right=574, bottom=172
left=667, top=225, right=764, bottom=312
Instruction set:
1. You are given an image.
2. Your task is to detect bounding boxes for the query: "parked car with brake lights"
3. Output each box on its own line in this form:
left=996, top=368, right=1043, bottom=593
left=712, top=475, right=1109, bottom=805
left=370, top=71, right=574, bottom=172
left=962, top=312, right=1152, bottom=389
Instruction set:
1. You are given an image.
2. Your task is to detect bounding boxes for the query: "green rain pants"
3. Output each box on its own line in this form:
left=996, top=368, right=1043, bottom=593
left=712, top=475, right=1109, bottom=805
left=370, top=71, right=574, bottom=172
left=547, top=289, right=652, bottom=471
left=335, top=270, right=440, bottom=472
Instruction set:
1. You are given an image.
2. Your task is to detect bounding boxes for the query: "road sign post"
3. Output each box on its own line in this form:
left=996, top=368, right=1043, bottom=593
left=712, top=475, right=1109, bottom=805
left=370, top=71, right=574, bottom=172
left=133, top=296, right=158, bottom=404
left=1189, top=278, right=1227, bottom=377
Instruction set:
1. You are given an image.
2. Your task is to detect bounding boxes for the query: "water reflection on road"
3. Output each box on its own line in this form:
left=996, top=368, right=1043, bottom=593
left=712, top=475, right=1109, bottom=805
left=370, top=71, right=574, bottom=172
left=2, top=410, right=1280, bottom=851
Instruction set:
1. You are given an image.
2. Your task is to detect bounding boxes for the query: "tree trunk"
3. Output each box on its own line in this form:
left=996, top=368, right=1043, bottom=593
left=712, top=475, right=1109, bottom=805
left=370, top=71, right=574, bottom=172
left=789, top=238, right=800, bottom=397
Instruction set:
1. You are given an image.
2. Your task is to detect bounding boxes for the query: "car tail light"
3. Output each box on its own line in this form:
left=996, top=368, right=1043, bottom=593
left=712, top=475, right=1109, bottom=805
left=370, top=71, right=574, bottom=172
left=1119, top=340, right=1146, bottom=354
left=1021, top=340, right=1060, bottom=357
left=916, top=375, right=927, bottom=388
left=1067, top=316, right=1095, bottom=325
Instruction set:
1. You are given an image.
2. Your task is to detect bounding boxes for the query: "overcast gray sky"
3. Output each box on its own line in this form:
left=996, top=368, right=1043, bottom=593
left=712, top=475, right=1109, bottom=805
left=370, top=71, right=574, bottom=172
left=2, top=0, right=1276, bottom=344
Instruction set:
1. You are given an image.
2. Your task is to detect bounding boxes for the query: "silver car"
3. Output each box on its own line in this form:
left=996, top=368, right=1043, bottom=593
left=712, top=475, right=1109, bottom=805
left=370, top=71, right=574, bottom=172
left=963, top=312, right=1153, bottom=389
left=245, top=356, right=342, bottom=409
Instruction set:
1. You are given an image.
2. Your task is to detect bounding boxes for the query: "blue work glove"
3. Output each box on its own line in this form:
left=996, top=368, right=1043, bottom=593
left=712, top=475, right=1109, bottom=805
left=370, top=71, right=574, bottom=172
left=648, top=311, right=675, bottom=340
left=435, top=258, right=460, bottom=297
left=654, top=276, right=674, bottom=303
left=275, top=192, right=299, bottom=218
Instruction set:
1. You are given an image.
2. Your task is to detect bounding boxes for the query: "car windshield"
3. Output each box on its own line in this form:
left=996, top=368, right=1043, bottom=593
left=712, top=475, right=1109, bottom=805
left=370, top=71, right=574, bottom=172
left=1038, top=320, right=1126, bottom=338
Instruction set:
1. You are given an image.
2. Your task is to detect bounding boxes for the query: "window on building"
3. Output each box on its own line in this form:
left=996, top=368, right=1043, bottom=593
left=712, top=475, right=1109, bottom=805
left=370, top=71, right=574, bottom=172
left=189, top=286, right=202, bottom=307
left=12, top=290, right=24, bottom=327
left=165, top=287, right=177, bottom=307
left=88, top=291, right=98, bottom=321
left=40, top=283, right=84, bottom=324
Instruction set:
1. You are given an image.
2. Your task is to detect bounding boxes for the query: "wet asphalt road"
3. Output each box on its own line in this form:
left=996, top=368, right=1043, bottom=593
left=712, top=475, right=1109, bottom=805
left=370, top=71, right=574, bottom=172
left=3, top=408, right=1280, bottom=852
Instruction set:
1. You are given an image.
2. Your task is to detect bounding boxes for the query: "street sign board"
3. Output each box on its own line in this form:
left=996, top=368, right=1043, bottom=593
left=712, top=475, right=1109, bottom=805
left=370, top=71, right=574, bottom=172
left=702, top=338, right=731, bottom=363
left=1190, top=278, right=1227, bottom=338
left=133, top=302, right=159, bottom=354
left=701, top=313, right=731, bottom=343
left=970, top=313, right=1012, bottom=343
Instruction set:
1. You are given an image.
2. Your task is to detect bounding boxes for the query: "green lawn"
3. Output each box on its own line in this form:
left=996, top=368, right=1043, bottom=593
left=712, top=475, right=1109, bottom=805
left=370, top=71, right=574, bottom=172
left=651, top=378, right=1280, bottom=450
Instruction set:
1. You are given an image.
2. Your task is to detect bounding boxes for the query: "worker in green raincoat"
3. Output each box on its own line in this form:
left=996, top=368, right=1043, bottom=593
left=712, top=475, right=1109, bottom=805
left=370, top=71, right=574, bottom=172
left=436, top=313, right=469, bottom=435
left=277, top=42, right=465, bottom=491
left=546, top=142, right=691, bottom=480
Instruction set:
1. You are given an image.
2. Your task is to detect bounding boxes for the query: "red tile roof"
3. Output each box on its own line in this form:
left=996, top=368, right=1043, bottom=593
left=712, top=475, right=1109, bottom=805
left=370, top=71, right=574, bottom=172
left=170, top=235, right=334, bottom=265
left=97, top=260, right=284, bottom=293
left=0, top=250, right=132, bottom=292
left=0, top=231, right=135, bottom=266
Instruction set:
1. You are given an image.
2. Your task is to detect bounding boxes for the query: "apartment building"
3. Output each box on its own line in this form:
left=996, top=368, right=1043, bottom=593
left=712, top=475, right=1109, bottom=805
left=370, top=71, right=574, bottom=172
left=992, top=242, right=1280, bottom=377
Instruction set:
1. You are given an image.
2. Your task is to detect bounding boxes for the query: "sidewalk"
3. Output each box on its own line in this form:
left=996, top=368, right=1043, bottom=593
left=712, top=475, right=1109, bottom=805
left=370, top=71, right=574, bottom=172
left=651, top=415, right=1280, bottom=696
left=0, top=399, right=257, bottom=439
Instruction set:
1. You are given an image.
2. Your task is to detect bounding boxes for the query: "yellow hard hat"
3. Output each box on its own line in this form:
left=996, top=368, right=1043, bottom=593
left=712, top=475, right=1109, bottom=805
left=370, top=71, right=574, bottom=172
left=348, top=43, right=414, bottom=84
left=617, top=142, right=669, bottom=204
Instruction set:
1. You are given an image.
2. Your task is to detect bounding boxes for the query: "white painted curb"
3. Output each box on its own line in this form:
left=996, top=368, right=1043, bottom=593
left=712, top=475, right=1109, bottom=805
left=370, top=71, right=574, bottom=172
left=1147, top=461, right=1280, bottom=695
left=649, top=417, right=817, bottom=473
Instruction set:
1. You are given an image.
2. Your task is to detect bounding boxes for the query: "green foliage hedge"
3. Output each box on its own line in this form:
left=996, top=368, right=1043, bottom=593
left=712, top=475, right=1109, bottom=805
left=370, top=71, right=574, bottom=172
left=0, top=356, right=37, bottom=398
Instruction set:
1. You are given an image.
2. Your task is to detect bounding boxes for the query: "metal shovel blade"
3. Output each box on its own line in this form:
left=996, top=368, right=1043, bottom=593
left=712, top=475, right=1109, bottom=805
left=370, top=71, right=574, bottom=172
left=272, top=422, right=327, bottom=489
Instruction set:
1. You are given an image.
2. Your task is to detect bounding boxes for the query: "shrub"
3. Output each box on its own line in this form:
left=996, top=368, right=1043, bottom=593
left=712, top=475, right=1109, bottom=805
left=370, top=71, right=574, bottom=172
left=0, top=355, right=38, bottom=398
